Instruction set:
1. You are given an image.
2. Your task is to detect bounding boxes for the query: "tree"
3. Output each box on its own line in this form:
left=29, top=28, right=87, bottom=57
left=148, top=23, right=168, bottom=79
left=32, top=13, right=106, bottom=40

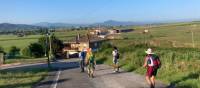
left=38, top=35, right=49, bottom=54
left=8, top=46, right=20, bottom=58
left=38, top=34, right=64, bottom=58
left=21, top=47, right=31, bottom=57
left=51, top=34, right=64, bottom=57
left=0, top=46, right=4, bottom=53
left=29, top=43, right=44, bottom=58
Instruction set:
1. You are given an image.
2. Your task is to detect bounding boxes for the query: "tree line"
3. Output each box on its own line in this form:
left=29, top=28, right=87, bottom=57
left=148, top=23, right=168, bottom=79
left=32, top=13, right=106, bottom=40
left=0, top=34, right=63, bottom=59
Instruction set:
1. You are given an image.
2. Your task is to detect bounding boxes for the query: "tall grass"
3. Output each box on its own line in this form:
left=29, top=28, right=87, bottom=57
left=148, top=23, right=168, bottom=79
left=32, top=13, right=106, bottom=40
left=96, top=41, right=200, bottom=88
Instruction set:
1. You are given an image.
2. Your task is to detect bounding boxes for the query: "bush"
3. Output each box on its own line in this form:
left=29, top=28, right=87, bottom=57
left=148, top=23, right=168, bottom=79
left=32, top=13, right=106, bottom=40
left=29, top=43, right=44, bottom=58
left=21, top=47, right=31, bottom=57
left=0, top=46, right=4, bottom=53
left=8, top=46, right=20, bottom=58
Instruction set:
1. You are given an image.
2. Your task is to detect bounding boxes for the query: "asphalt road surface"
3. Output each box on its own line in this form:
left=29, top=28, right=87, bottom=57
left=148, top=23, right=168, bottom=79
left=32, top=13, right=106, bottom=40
left=1, top=59, right=167, bottom=88
left=33, top=59, right=167, bottom=88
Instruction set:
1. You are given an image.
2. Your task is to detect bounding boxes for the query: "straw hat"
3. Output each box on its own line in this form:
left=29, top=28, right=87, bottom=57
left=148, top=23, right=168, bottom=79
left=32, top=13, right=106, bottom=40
left=145, top=48, right=154, bottom=54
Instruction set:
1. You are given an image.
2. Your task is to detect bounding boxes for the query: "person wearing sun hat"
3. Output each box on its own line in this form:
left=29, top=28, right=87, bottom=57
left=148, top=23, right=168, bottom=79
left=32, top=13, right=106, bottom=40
left=143, top=48, right=161, bottom=88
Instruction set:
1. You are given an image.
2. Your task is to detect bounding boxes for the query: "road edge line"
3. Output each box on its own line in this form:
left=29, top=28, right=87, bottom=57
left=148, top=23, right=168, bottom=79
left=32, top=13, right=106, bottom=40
left=52, top=69, right=61, bottom=88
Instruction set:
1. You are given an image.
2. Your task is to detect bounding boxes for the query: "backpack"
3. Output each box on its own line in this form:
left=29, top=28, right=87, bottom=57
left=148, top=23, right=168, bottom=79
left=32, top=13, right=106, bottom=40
left=147, top=55, right=161, bottom=69
left=81, top=51, right=86, bottom=58
left=115, top=50, right=120, bottom=59
left=89, top=55, right=95, bottom=64
left=115, top=52, right=119, bottom=59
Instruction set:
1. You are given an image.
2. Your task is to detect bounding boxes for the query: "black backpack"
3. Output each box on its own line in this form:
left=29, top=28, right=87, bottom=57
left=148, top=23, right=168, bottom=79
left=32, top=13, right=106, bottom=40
left=115, top=52, right=120, bottom=59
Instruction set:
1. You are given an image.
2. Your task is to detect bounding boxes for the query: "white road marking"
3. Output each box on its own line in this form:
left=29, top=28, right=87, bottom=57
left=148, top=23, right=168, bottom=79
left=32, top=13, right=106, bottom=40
left=52, top=69, right=61, bottom=88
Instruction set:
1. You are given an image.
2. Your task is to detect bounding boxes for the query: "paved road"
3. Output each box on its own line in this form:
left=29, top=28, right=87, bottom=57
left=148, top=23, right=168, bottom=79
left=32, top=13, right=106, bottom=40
left=33, top=59, right=167, bottom=88
left=1, top=59, right=167, bottom=88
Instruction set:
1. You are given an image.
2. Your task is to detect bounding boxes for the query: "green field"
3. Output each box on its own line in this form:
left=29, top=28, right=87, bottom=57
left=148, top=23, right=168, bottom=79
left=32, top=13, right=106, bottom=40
left=121, top=22, right=200, bottom=48
left=0, top=68, right=48, bottom=88
left=0, top=30, right=87, bottom=52
left=95, top=22, right=200, bottom=88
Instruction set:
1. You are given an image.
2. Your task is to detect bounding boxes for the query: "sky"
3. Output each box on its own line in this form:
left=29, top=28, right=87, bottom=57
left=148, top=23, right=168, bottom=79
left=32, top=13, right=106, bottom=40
left=0, top=0, right=200, bottom=24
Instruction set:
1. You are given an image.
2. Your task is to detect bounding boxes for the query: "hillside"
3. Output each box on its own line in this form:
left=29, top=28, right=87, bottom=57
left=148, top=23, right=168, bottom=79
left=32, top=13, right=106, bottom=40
left=0, top=23, right=43, bottom=31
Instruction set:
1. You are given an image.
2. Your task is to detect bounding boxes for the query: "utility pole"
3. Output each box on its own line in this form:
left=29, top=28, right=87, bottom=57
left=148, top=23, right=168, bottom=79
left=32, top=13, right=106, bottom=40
left=45, top=29, right=50, bottom=68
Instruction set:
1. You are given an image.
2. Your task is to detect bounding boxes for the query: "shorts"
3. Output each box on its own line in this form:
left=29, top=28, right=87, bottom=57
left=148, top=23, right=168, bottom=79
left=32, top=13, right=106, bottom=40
left=146, top=66, right=157, bottom=77
left=113, top=57, right=118, bottom=64
left=87, top=63, right=95, bottom=70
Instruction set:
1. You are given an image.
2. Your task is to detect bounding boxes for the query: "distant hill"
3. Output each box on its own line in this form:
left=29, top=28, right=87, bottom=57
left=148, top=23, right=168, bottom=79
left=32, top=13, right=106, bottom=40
left=93, top=20, right=144, bottom=26
left=34, top=20, right=143, bottom=28
left=2, top=20, right=198, bottom=31
left=34, top=22, right=88, bottom=28
left=0, top=23, right=43, bottom=31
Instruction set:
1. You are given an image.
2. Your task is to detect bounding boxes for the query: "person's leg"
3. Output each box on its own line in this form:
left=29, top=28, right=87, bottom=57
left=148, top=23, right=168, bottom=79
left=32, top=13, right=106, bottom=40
left=80, top=60, right=84, bottom=72
left=146, top=67, right=154, bottom=88
left=116, top=59, right=119, bottom=72
left=113, top=58, right=116, bottom=70
left=150, top=76, right=155, bottom=88
left=82, top=60, right=85, bottom=72
left=87, top=65, right=90, bottom=77
left=91, top=67, right=94, bottom=78
left=145, top=76, right=151, bottom=85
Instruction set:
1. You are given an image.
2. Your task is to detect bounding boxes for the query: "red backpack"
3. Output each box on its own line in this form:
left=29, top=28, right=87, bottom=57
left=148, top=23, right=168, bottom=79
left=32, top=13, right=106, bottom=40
left=148, top=55, right=161, bottom=69
left=152, top=55, right=161, bottom=69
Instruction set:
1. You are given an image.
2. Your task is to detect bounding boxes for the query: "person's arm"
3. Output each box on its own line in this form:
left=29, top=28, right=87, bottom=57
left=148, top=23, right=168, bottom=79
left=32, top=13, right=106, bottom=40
left=143, top=56, right=148, bottom=68
left=79, top=52, right=81, bottom=58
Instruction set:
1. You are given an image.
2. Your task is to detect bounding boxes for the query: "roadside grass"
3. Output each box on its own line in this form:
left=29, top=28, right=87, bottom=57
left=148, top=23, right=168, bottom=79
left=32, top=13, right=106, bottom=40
left=4, top=58, right=47, bottom=64
left=96, top=42, right=200, bottom=88
left=0, top=68, right=49, bottom=88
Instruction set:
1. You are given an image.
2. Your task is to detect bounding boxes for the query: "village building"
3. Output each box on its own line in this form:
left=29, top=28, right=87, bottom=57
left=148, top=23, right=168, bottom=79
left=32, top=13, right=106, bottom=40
left=62, top=34, right=105, bottom=58
left=108, top=29, right=120, bottom=34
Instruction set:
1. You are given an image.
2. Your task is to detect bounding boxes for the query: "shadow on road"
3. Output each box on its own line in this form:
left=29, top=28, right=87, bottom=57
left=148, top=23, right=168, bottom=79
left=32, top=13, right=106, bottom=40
left=33, top=78, right=70, bottom=88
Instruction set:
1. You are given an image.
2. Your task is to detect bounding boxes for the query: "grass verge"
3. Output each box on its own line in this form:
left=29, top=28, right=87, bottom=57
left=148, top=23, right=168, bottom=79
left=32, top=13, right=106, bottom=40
left=96, top=42, right=200, bottom=88
left=0, top=68, right=49, bottom=88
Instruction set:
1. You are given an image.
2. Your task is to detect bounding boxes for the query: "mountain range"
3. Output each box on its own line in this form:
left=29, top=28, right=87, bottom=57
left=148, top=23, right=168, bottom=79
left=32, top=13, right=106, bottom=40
left=0, top=23, right=43, bottom=31
left=0, top=20, right=146, bottom=31
left=33, top=20, right=142, bottom=27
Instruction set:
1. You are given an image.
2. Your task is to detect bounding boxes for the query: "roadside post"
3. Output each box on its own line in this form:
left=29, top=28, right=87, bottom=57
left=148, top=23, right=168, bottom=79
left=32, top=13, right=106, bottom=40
left=0, top=52, right=4, bottom=65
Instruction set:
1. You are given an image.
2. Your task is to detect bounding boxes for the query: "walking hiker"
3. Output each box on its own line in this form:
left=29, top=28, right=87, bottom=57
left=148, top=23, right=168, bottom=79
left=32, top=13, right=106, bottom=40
left=143, top=48, right=161, bottom=88
left=79, top=49, right=86, bottom=72
left=86, top=48, right=96, bottom=78
left=112, top=46, right=120, bottom=72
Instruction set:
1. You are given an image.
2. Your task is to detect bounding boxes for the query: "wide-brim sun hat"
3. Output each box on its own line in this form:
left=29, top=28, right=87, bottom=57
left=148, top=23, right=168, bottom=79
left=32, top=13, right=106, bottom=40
left=145, top=48, right=154, bottom=54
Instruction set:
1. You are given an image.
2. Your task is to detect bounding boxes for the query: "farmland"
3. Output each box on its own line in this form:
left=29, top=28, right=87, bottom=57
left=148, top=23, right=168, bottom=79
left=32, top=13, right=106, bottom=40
left=95, top=22, right=200, bottom=88
left=0, top=22, right=200, bottom=87
left=0, top=30, right=87, bottom=52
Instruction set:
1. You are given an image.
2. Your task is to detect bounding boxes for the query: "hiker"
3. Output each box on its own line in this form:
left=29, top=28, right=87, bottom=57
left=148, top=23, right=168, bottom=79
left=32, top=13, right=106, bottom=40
left=79, top=49, right=86, bottom=72
left=112, top=46, right=120, bottom=72
left=86, top=48, right=96, bottom=78
left=143, top=48, right=161, bottom=88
